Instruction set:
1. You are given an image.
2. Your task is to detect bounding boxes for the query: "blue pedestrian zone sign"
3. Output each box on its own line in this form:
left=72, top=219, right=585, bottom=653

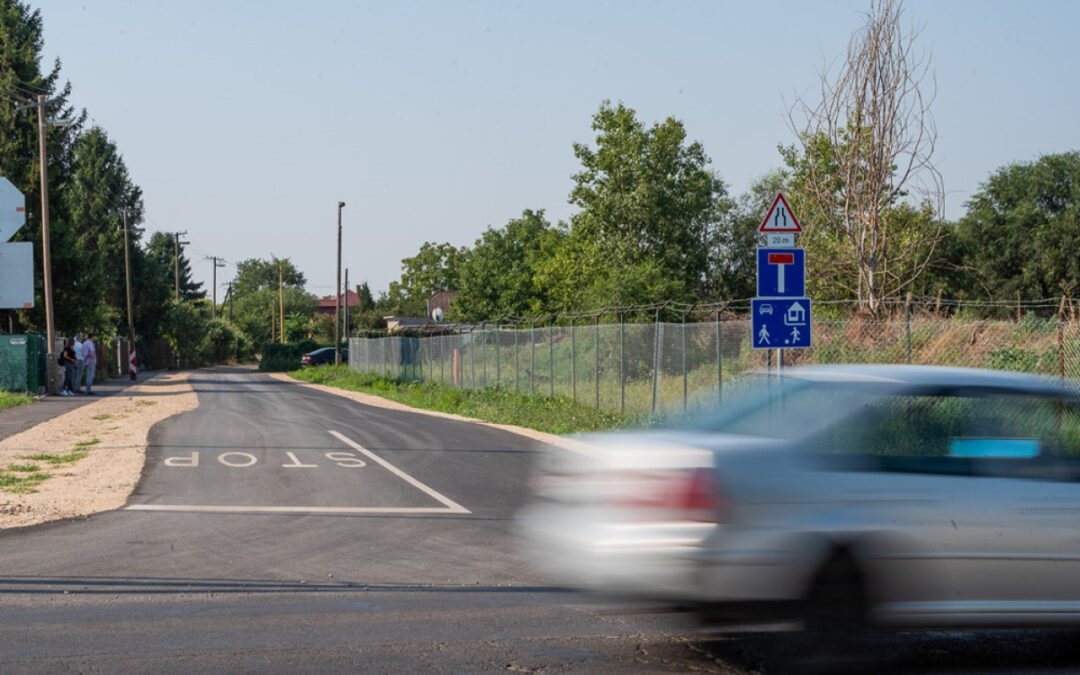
left=756, top=248, right=805, bottom=298
left=752, top=298, right=812, bottom=350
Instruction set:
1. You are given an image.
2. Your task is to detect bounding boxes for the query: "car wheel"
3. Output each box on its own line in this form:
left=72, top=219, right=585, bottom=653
left=804, top=548, right=868, bottom=634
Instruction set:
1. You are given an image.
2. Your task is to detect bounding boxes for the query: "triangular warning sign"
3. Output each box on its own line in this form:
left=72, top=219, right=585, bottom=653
left=759, top=192, right=802, bottom=233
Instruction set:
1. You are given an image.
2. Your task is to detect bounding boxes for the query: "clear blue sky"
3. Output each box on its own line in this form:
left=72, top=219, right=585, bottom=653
left=36, top=0, right=1080, bottom=301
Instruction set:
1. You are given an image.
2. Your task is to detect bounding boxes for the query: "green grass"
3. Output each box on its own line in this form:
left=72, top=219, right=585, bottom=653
left=91, top=414, right=112, bottom=420
left=0, top=390, right=34, bottom=411
left=22, top=449, right=89, bottom=465
left=73, top=438, right=101, bottom=448
left=289, top=365, right=631, bottom=434
left=0, top=466, right=49, bottom=492
left=6, top=463, right=40, bottom=472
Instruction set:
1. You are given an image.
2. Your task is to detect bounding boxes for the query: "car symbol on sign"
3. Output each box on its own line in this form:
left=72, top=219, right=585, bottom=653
left=759, top=304, right=773, bottom=315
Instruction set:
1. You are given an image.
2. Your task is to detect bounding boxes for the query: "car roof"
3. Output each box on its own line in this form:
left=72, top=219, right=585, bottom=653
left=776, top=364, right=1069, bottom=396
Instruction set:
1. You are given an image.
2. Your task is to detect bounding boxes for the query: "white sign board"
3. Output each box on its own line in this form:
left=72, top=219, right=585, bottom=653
left=759, top=192, right=802, bottom=233
left=0, top=242, right=34, bottom=309
left=0, top=178, right=26, bottom=243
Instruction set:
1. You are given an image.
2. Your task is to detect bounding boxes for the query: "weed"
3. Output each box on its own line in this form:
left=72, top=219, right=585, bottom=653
left=74, top=438, right=100, bottom=448
left=6, top=464, right=39, bottom=472
left=0, top=391, right=34, bottom=411
left=23, top=450, right=89, bottom=465
left=135, top=401, right=157, bottom=407
left=288, top=365, right=630, bottom=434
left=91, top=414, right=112, bottom=420
left=0, top=471, right=48, bottom=493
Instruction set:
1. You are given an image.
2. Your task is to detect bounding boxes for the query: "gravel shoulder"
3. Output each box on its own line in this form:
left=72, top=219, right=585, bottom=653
left=0, top=371, right=197, bottom=530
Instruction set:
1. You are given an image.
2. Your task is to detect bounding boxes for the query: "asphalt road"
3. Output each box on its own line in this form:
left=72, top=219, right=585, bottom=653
left=2, top=367, right=1080, bottom=673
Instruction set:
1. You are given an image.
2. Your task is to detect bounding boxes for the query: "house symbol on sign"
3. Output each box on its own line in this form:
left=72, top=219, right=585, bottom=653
left=784, top=302, right=807, bottom=326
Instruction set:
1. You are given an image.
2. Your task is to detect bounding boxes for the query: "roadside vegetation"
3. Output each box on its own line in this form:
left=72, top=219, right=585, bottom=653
left=289, top=365, right=629, bottom=435
left=0, top=391, right=34, bottom=412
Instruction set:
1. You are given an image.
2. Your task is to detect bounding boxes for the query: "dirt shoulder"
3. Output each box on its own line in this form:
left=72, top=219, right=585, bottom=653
left=0, top=371, right=197, bottom=530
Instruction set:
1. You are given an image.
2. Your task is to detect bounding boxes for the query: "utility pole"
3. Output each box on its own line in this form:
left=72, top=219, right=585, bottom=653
left=207, top=256, right=226, bottom=319
left=35, top=95, right=57, bottom=393
left=278, top=263, right=284, bottom=344
left=121, top=208, right=137, bottom=381
left=173, top=231, right=189, bottom=301
left=335, top=201, right=345, bottom=365
left=226, top=282, right=233, bottom=322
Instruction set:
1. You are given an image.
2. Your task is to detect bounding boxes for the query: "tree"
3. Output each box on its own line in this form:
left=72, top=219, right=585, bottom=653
left=955, top=152, right=1080, bottom=300
left=707, top=172, right=785, bottom=301
left=564, top=101, right=727, bottom=306
left=451, top=209, right=553, bottom=321
left=57, top=126, right=144, bottom=335
left=0, top=0, right=86, bottom=332
left=788, top=0, right=943, bottom=313
left=232, top=256, right=305, bottom=297
left=145, top=231, right=204, bottom=302
left=387, top=242, right=466, bottom=317
left=229, top=256, right=315, bottom=347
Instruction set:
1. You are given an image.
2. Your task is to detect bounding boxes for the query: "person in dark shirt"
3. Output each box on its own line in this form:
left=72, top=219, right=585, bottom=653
left=60, top=338, right=77, bottom=396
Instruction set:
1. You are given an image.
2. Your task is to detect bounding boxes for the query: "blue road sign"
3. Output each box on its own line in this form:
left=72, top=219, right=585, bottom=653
left=756, top=248, right=805, bottom=298
left=752, top=298, right=812, bottom=350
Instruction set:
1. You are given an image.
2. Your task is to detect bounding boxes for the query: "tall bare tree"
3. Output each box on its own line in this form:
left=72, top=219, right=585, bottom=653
left=789, top=0, right=943, bottom=314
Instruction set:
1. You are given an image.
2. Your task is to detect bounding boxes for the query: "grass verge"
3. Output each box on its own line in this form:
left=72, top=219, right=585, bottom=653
left=0, top=390, right=34, bottom=412
left=288, top=365, right=631, bottom=435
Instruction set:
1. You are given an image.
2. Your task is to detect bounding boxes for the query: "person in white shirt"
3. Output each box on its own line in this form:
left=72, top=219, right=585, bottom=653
left=82, top=334, right=97, bottom=395
left=72, top=332, right=85, bottom=395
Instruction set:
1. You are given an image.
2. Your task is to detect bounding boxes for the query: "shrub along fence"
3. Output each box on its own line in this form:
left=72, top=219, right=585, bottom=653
left=348, top=300, right=1080, bottom=418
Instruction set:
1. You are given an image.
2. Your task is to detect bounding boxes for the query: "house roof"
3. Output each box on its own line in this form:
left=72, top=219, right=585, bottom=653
left=318, top=290, right=360, bottom=309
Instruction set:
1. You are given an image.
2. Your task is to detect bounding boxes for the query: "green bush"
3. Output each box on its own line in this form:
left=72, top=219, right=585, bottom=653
left=258, top=342, right=307, bottom=371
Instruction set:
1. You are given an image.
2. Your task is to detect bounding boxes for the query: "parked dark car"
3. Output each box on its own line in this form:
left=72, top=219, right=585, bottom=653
left=301, top=347, right=348, bottom=366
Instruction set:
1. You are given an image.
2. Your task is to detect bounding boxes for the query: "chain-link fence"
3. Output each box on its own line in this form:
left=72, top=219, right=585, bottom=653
left=349, top=310, right=1080, bottom=417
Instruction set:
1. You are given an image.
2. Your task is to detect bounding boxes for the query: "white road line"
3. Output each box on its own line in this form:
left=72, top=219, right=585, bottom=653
left=328, top=430, right=470, bottom=514
left=124, top=505, right=463, bottom=515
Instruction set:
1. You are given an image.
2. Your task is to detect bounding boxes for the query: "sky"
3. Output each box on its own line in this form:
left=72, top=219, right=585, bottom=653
left=35, top=0, right=1080, bottom=303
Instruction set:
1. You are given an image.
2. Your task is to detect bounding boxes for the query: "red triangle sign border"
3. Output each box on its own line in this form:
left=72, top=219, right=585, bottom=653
left=758, top=192, right=802, bottom=233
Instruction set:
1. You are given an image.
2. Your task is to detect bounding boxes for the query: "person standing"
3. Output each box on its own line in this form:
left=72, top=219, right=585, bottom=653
left=82, top=333, right=97, bottom=395
left=72, top=332, right=85, bottom=395
left=60, top=338, right=77, bottom=396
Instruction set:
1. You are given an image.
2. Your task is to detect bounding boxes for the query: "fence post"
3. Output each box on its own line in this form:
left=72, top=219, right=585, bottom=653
left=905, top=292, right=913, bottom=364
left=530, top=320, right=535, bottom=394
left=652, top=307, right=662, bottom=414
left=571, top=317, right=576, bottom=403
left=594, top=313, right=600, bottom=409
left=470, top=327, right=476, bottom=389
left=620, top=314, right=625, bottom=414
left=716, top=309, right=722, bottom=405
left=514, top=323, right=519, bottom=391
left=549, top=316, right=555, bottom=397
left=682, top=309, right=689, bottom=414
left=482, top=323, right=488, bottom=388
left=1059, top=296, right=1067, bottom=387
left=495, top=321, right=501, bottom=388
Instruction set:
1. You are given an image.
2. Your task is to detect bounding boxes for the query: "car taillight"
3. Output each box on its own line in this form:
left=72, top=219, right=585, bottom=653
left=302, top=355, right=310, bottom=363
left=618, top=468, right=724, bottom=523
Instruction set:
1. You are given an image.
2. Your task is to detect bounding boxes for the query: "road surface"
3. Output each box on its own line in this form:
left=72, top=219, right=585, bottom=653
left=1, top=367, right=1079, bottom=673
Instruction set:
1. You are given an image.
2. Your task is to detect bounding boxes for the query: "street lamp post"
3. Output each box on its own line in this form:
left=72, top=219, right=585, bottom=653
left=335, top=201, right=345, bottom=365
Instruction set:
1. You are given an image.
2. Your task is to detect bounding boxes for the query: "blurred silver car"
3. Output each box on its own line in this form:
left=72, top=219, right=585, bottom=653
left=517, top=365, right=1080, bottom=631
